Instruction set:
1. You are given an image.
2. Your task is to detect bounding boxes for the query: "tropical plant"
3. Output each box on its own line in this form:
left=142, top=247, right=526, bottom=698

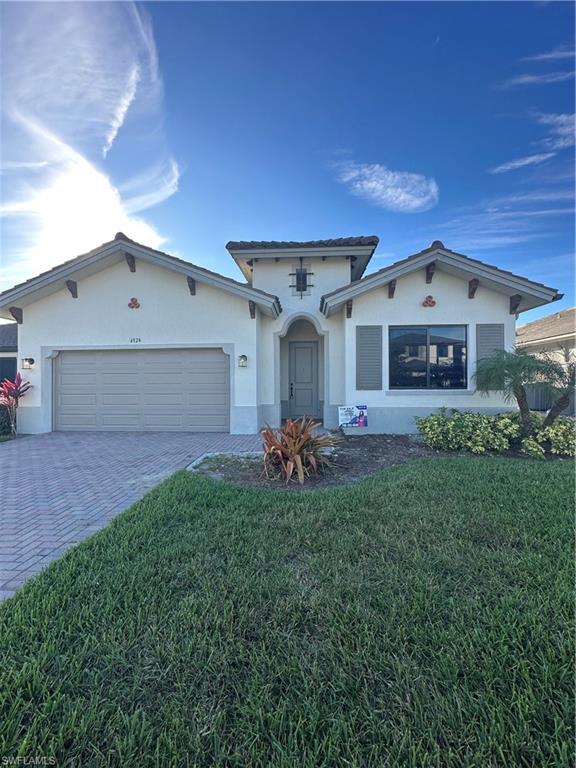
left=540, top=348, right=575, bottom=427
left=0, top=373, right=31, bottom=437
left=261, top=417, right=337, bottom=484
left=474, top=349, right=566, bottom=434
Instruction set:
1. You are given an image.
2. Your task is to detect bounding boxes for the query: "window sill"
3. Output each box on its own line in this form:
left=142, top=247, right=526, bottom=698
left=385, top=389, right=475, bottom=396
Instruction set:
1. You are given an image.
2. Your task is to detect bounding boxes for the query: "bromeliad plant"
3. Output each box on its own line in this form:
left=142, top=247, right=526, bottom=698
left=262, top=417, right=338, bottom=484
left=0, top=373, right=31, bottom=437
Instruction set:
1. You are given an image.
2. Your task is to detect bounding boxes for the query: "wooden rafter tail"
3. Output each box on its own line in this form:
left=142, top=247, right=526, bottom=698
left=509, top=294, right=522, bottom=315
left=9, top=307, right=23, bottom=324
left=125, top=253, right=136, bottom=272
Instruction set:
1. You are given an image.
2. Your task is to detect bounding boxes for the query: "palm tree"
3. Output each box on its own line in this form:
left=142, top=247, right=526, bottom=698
left=541, top=348, right=575, bottom=427
left=474, top=348, right=564, bottom=434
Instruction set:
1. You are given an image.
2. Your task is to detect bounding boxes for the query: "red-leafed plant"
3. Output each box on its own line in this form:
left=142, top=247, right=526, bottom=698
left=0, top=373, right=31, bottom=437
left=262, top=417, right=338, bottom=484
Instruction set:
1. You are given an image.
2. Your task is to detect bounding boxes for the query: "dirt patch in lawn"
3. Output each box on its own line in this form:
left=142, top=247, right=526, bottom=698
left=191, top=434, right=443, bottom=491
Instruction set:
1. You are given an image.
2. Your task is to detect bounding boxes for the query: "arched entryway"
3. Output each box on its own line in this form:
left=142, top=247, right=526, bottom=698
left=280, top=318, right=325, bottom=421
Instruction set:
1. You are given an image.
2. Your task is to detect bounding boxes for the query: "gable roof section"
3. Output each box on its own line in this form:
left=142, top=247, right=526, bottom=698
left=517, top=307, right=575, bottom=346
left=319, top=240, right=562, bottom=316
left=0, top=323, right=17, bottom=352
left=0, top=233, right=282, bottom=319
left=226, top=236, right=379, bottom=282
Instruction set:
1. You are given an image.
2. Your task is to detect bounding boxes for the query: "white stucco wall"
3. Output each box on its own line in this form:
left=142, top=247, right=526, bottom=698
left=342, top=269, right=516, bottom=431
left=16, top=259, right=259, bottom=433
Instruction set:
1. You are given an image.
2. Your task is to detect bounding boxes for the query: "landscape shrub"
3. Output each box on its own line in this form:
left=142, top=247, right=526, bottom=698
left=416, top=408, right=575, bottom=457
left=415, top=409, right=520, bottom=454
left=0, top=405, right=10, bottom=436
left=538, top=417, right=576, bottom=457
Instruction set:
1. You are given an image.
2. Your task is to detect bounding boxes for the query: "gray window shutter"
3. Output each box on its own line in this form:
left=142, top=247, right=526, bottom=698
left=476, top=324, right=505, bottom=362
left=356, top=326, right=382, bottom=390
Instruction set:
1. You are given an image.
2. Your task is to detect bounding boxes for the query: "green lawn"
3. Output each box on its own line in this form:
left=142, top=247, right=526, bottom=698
left=0, top=458, right=573, bottom=767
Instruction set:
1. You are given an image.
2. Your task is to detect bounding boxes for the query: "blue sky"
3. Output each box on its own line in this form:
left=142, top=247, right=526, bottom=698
left=1, top=1, right=574, bottom=321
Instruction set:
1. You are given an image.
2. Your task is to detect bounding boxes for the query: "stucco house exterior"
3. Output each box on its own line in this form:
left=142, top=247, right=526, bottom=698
left=0, top=233, right=562, bottom=434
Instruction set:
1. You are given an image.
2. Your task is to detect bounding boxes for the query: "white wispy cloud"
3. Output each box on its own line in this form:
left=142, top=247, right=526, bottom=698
left=334, top=160, right=439, bottom=213
left=103, top=64, right=141, bottom=157
left=499, top=71, right=575, bottom=88
left=533, top=111, right=575, bottom=149
left=489, top=153, right=556, bottom=174
left=522, top=46, right=575, bottom=62
left=0, top=3, right=180, bottom=290
left=491, top=189, right=574, bottom=204
left=122, top=158, right=181, bottom=214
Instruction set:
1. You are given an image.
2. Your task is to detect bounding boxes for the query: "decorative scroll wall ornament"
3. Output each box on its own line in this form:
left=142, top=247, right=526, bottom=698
left=128, top=297, right=141, bottom=309
left=422, top=295, right=436, bottom=307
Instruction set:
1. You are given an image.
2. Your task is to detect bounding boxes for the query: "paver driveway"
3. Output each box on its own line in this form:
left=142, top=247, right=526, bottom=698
left=0, top=431, right=261, bottom=600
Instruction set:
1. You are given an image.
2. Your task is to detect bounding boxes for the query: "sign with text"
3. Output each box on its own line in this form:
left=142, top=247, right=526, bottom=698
left=338, top=405, right=368, bottom=428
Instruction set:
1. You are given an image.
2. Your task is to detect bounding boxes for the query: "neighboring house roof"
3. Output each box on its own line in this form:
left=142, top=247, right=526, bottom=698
left=517, top=307, right=575, bottom=346
left=226, top=236, right=379, bottom=282
left=319, top=240, right=562, bottom=316
left=0, top=233, right=282, bottom=320
left=0, top=323, right=17, bottom=352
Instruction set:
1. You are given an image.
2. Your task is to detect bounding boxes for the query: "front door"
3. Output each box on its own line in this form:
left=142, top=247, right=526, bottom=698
left=288, top=341, right=319, bottom=419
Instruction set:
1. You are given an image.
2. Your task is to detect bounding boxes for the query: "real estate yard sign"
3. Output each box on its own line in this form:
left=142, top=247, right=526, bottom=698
left=338, top=405, right=368, bottom=428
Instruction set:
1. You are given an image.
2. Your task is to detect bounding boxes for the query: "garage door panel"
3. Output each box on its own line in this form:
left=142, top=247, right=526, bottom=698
left=58, top=393, right=98, bottom=407
left=101, top=393, right=141, bottom=406
left=55, top=349, right=230, bottom=432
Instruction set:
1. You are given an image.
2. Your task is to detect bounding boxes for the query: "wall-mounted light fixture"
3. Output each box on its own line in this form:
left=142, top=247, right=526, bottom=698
left=238, top=354, right=248, bottom=368
left=22, top=358, right=35, bottom=369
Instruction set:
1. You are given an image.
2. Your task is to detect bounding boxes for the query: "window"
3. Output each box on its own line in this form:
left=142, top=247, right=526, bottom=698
left=295, top=268, right=308, bottom=293
left=389, top=326, right=467, bottom=389
left=290, top=264, right=314, bottom=298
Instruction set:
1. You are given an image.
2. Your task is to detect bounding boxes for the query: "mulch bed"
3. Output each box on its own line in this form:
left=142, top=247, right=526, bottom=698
left=192, top=434, right=443, bottom=491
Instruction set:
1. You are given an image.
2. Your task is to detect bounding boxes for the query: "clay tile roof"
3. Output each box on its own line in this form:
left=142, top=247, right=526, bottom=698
left=0, top=323, right=17, bottom=352
left=225, top=236, right=379, bottom=251
left=517, top=307, right=575, bottom=344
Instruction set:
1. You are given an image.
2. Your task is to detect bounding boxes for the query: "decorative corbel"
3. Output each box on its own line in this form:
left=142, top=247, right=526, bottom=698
left=9, top=307, right=22, bottom=324
left=66, top=280, right=78, bottom=298
left=509, top=294, right=522, bottom=315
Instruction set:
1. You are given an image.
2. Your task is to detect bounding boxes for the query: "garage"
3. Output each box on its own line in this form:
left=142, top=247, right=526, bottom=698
left=54, top=348, right=230, bottom=432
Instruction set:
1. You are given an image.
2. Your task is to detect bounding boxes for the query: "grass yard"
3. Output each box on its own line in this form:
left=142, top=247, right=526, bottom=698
left=0, top=457, right=573, bottom=767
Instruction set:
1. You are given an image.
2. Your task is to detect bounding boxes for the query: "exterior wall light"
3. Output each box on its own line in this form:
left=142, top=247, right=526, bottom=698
left=238, top=354, right=248, bottom=368
left=22, top=358, right=35, bottom=369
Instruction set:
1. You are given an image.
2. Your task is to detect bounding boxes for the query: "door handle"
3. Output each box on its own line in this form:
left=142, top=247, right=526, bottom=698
left=290, top=383, right=294, bottom=399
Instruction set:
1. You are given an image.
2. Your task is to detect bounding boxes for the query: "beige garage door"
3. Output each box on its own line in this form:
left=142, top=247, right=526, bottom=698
left=54, top=349, right=229, bottom=431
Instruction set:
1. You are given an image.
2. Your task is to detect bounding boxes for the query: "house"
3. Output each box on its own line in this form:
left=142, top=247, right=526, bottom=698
left=517, top=307, right=575, bottom=361
left=0, top=322, right=17, bottom=382
left=0, top=233, right=562, bottom=434
left=517, top=307, right=575, bottom=415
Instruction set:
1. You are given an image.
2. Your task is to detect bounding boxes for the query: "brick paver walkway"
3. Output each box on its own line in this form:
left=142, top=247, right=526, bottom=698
left=0, top=431, right=261, bottom=600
